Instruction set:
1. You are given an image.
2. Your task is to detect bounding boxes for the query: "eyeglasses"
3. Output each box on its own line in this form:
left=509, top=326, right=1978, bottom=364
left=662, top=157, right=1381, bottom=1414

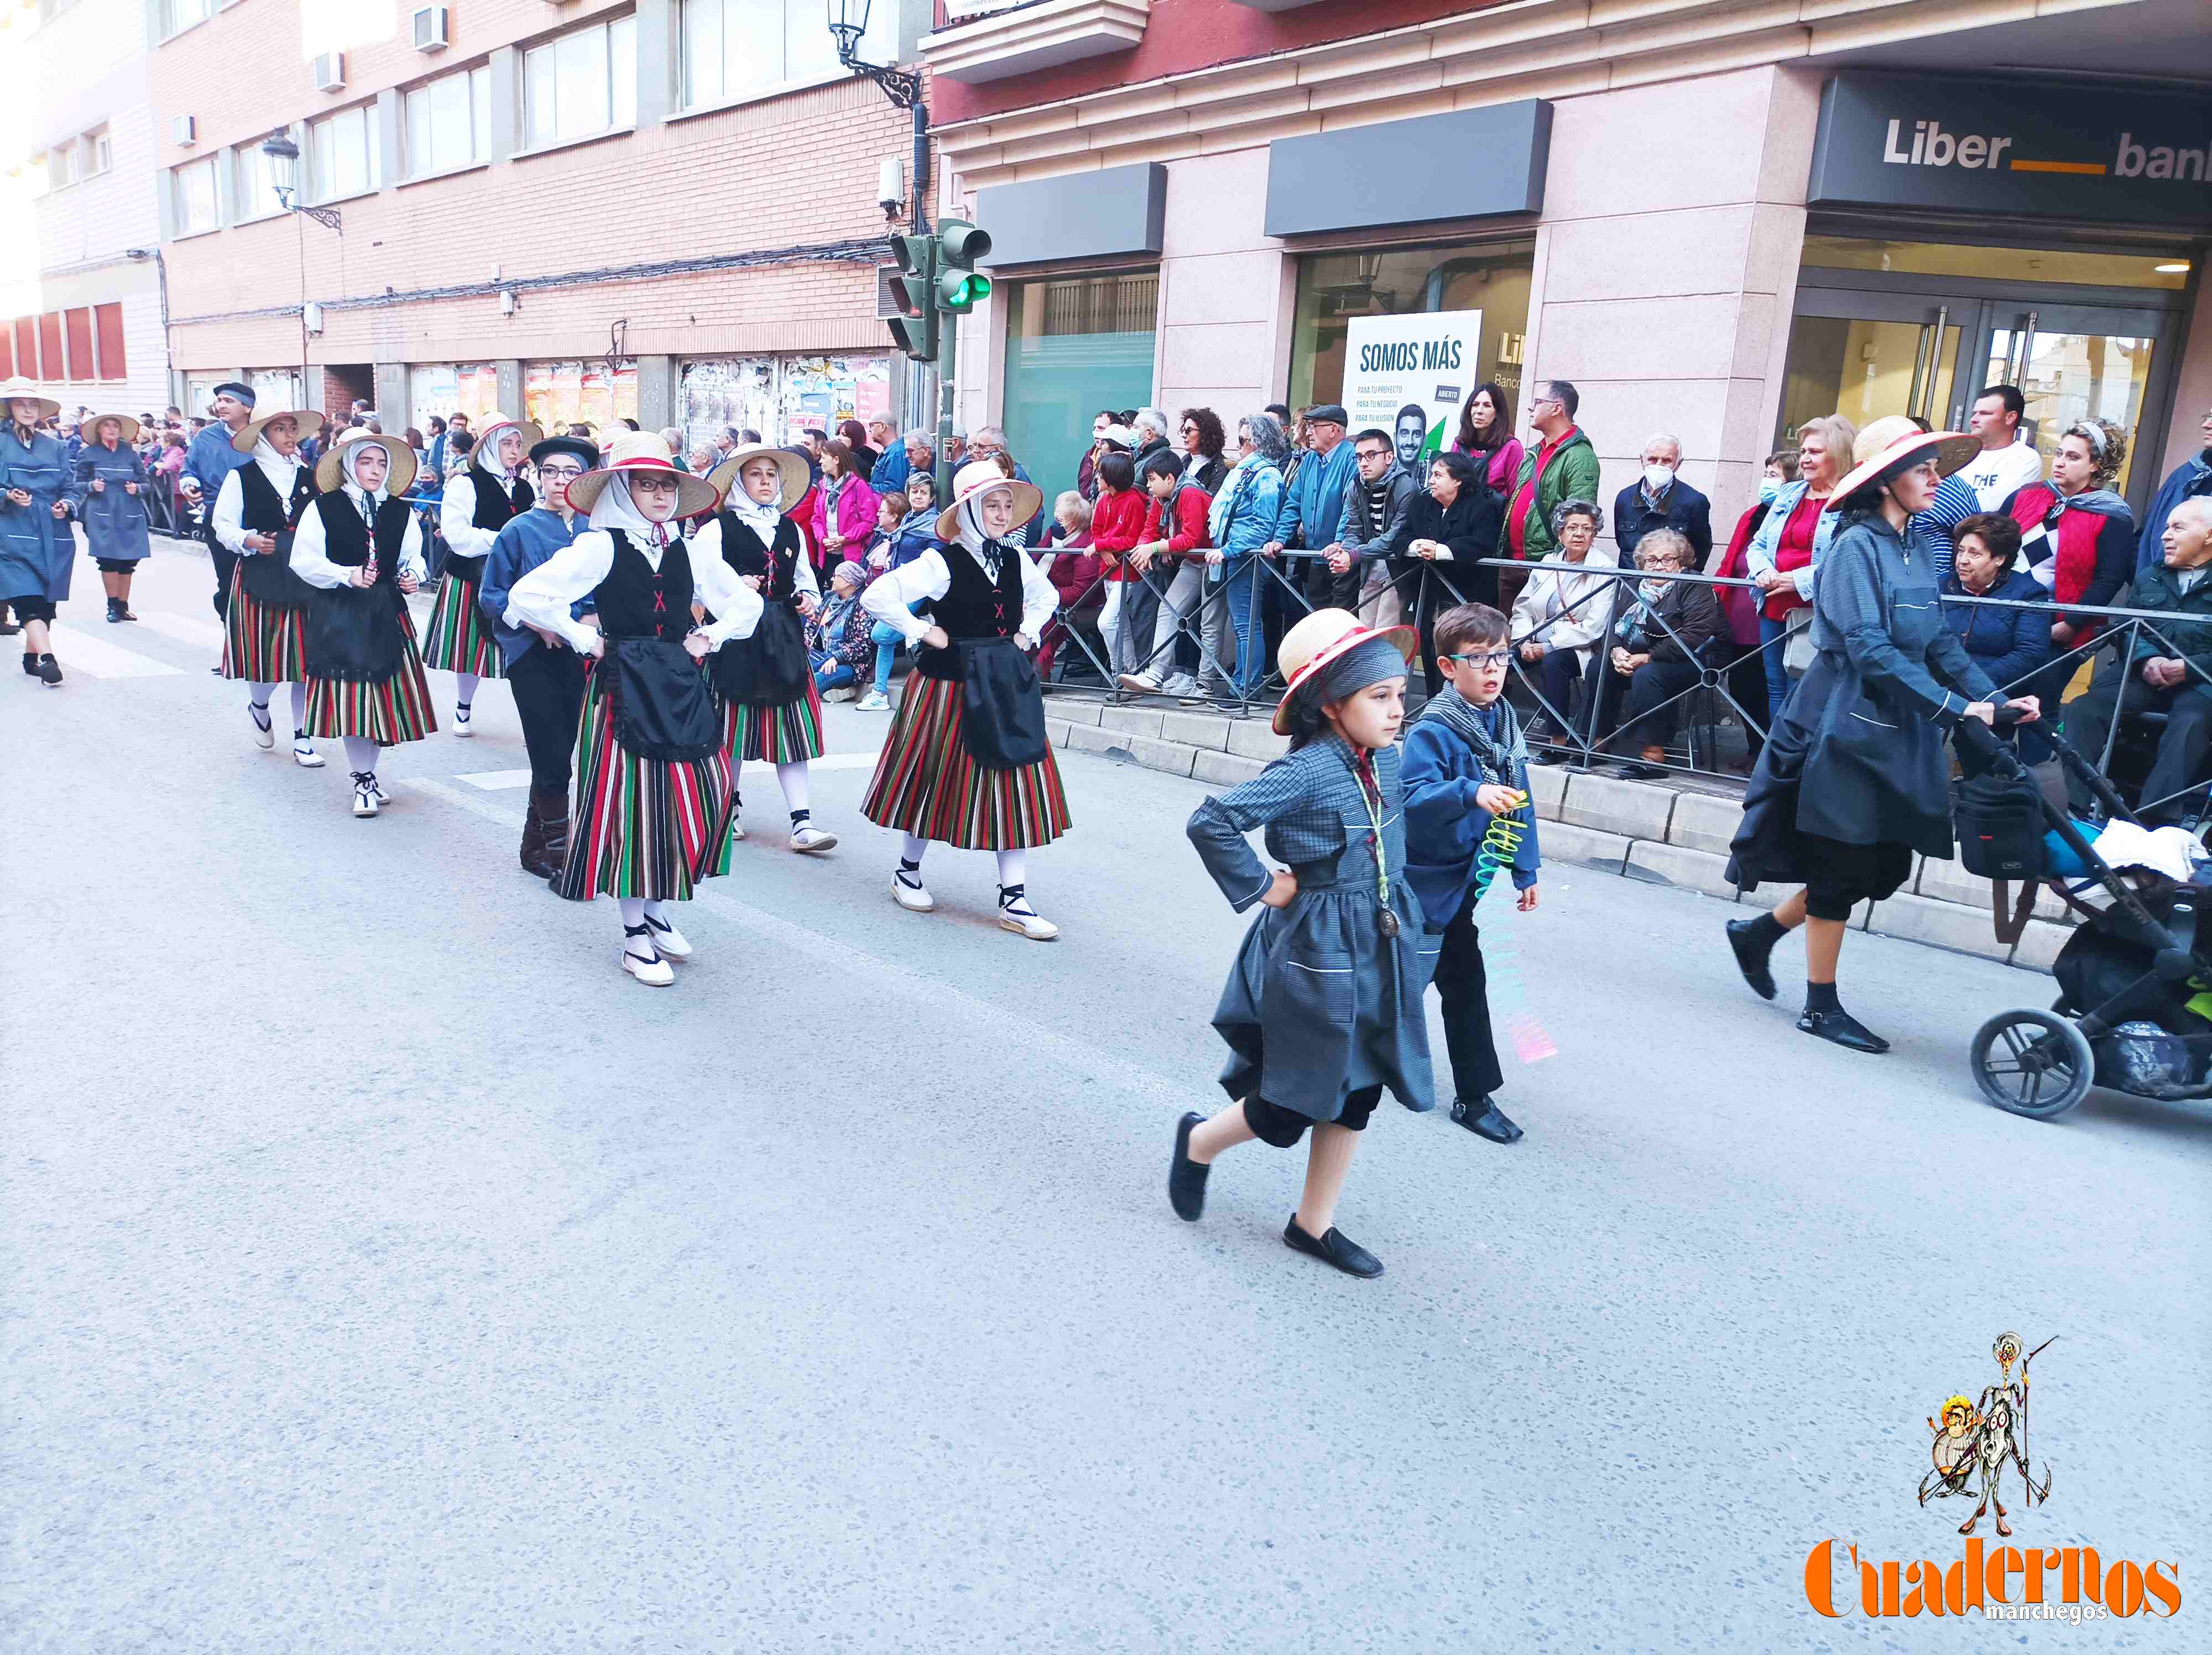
left=537, top=465, right=585, bottom=481
left=1355, top=447, right=1390, bottom=462
left=1443, top=649, right=1512, bottom=669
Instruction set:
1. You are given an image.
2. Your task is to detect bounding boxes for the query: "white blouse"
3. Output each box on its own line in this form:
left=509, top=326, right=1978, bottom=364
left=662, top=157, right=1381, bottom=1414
left=289, top=487, right=426, bottom=590
left=859, top=544, right=1057, bottom=646
left=505, top=528, right=762, bottom=654
left=691, top=517, right=820, bottom=597
left=439, top=472, right=515, bottom=562
left=210, top=456, right=305, bottom=556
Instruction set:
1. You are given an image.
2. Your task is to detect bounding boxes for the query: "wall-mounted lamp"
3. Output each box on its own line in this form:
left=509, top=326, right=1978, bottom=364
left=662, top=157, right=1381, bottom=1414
left=499, top=289, right=517, bottom=317
left=304, top=301, right=325, bottom=334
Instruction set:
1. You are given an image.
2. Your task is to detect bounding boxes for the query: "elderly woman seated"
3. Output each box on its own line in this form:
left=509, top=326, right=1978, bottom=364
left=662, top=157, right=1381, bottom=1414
left=1941, top=512, right=2053, bottom=767
left=1589, top=527, right=1723, bottom=778
left=1510, top=497, right=1618, bottom=747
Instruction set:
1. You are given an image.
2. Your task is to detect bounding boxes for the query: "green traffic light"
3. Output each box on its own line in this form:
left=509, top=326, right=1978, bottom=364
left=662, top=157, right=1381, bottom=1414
left=936, top=270, right=993, bottom=313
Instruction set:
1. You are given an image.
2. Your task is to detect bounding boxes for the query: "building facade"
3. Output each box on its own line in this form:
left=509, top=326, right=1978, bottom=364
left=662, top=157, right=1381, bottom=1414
left=2, top=0, right=172, bottom=419
left=147, top=0, right=936, bottom=448
left=925, top=0, right=2211, bottom=531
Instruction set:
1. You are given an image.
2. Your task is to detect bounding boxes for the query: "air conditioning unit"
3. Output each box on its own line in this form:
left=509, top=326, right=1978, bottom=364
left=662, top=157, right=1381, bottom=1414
left=411, top=6, right=449, bottom=52
left=312, top=53, right=346, bottom=93
left=874, top=266, right=906, bottom=321
left=172, top=115, right=196, bottom=146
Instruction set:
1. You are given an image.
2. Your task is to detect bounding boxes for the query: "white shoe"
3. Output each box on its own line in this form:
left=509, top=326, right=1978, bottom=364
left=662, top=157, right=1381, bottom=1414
left=453, top=702, right=473, bottom=737
left=857, top=690, right=890, bottom=711
left=1117, top=671, right=1163, bottom=694
left=998, top=889, right=1061, bottom=941
left=622, top=930, right=675, bottom=987
left=351, top=772, right=380, bottom=818
left=790, top=824, right=838, bottom=855
left=642, top=909, right=693, bottom=961
left=822, top=685, right=858, bottom=703
left=727, top=817, right=745, bottom=841
left=248, top=701, right=275, bottom=750
left=1159, top=673, right=1202, bottom=698
left=292, top=732, right=325, bottom=768
left=891, top=871, right=935, bottom=912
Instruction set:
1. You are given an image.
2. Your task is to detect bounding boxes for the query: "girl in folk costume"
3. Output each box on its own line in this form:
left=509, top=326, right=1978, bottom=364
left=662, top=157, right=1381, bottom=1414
left=696, top=444, right=837, bottom=857
left=0, top=378, right=73, bottom=686
left=68, top=414, right=153, bottom=623
left=478, top=434, right=601, bottom=882
left=505, top=433, right=761, bottom=987
left=291, top=430, right=439, bottom=818
left=212, top=408, right=324, bottom=766
left=1166, top=611, right=1436, bottom=1280
left=429, top=413, right=540, bottom=736
left=858, top=460, right=1070, bottom=940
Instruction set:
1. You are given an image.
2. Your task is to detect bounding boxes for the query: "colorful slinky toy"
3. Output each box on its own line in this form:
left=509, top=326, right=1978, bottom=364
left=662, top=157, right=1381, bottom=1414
left=1467, top=797, right=1556, bottom=1064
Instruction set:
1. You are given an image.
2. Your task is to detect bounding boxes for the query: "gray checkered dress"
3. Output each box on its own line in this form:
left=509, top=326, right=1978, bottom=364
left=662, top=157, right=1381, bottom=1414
left=1187, top=733, right=1438, bottom=1123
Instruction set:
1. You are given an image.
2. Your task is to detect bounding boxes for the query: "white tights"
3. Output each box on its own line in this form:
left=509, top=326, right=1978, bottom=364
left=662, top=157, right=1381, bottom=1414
left=899, top=835, right=1026, bottom=891
left=342, top=737, right=378, bottom=773
left=454, top=670, right=479, bottom=709
left=249, top=681, right=307, bottom=730
left=775, top=760, right=809, bottom=815
left=618, top=897, right=672, bottom=953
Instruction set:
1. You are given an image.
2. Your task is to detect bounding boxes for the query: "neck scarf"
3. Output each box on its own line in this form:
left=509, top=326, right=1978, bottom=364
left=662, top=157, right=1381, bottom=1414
left=1350, top=462, right=1401, bottom=543
left=252, top=435, right=302, bottom=494
left=729, top=487, right=784, bottom=544
left=591, top=471, right=673, bottom=552
left=1417, top=682, right=1527, bottom=787
left=956, top=487, right=1016, bottom=583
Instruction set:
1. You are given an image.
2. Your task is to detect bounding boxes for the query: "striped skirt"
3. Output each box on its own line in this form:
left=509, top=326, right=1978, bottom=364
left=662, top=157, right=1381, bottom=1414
left=302, top=612, right=438, bottom=744
left=719, top=673, right=824, bottom=766
left=219, top=565, right=309, bottom=684
left=860, top=670, right=1072, bottom=850
left=420, top=573, right=503, bottom=679
left=556, top=658, right=735, bottom=903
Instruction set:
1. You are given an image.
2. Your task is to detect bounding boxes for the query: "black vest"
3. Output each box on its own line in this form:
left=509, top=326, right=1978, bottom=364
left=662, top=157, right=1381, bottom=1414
left=919, top=542, right=1024, bottom=680
left=595, top=529, right=693, bottom=642
left=468, top=464, right=533, bottom=532
left=712, top=511, right=804, bottom=603
left=237, top=460, right=314, bottom=534
left=315, top=490, right=416, bottom=586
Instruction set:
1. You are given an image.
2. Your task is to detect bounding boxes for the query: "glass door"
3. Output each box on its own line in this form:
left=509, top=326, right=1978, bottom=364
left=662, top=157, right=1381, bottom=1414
left=1970, top=302, right=2169, bottom=496
left=1777, top=289, right=1962, bottom=446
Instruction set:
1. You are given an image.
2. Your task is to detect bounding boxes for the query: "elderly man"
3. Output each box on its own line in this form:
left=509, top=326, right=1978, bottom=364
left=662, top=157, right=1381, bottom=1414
left=1130, top=408, right=1173, bottom=468
left=868, top=416, right=909, bottom=495
left=181, top=381, right=258, bottom=623
left=1613, top=433, right=1712, bottom=569
left=2135, top=403, right=2212, bottom=577
left=1264, top=403, right=1356, bottom=606
left=966, top=425, right=1042, bottom=546
left=2065, top=498, right=2212, bottom=824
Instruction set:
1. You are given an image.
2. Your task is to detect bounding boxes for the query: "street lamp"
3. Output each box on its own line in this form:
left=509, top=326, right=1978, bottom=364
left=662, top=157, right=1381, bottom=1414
left=828, top=0, right=921, bottom=108
left=258, top=134, right=343, bottom=232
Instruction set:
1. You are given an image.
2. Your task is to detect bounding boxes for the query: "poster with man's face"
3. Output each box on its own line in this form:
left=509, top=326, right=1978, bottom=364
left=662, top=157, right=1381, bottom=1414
left=1344, top=311, right=1484, bottom=478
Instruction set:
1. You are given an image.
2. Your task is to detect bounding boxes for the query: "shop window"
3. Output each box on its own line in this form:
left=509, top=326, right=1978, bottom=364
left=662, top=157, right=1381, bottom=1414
left=0, top=329, right=12, bottom=379
left=1002, top=273, right=1159, bottom=502
left=680, top=355, right=890, bottom=455
left=1289, top=240, right=1535, bottom=420
left=523, top=15, right=636, bottom=150
left=404, top=66, right=493, bottom=179
left=94, top=304, right=127, bottom=381
left=309, top=104, right=380, bottom=202
left=63, top=309, right=95, bottom=382
left=680, top=0, right=889, bottom=110
left=408, top=363, right=500, bottom=429
left=173, top=155, right=220, bottom=235
left=1802, top=236, right=2193, bottom=293
left=524, top=359, right=641, bottom=432
left=36, top=314, right=64, bottom=380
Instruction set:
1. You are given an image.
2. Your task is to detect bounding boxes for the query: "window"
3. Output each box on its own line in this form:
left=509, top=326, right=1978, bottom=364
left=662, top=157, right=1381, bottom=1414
left=87, top=128, right=111, bottom=176
left=12, top=320, right=35, bottom=377
left=0, top=329, right=12, bottom=379
left=94, top=303, right=126, bottom=380
left=36, top=314, right=64, bottom=380
left=1001, top=274, right=1159, bottom=502
left=1288, top=240, right=1536, bottom=413
left=45, top=147, right=77, bottom=192
left=309, top=103, right=380, bottom=202
left=62, top=310, right=94, bottom=382
left=173, top=156, right=220, bottom=235
left=523, top=15, right=635, bottom=150
left=234, top=140, right=290, bottom=221
left=681, top=0, right=889, bottom=109
left=404, top=66, right=493, bottom=178
left=158, top=0, right=218, bottom=39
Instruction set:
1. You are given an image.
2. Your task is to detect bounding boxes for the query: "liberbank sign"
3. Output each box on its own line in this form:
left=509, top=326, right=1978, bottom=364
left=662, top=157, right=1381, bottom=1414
left=1809, top=74, right=2212, bottom=231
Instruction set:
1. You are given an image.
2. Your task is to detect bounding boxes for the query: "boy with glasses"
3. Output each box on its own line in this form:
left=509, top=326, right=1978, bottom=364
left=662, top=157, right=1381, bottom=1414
left=1401, top=602, right=1542, bottom=1145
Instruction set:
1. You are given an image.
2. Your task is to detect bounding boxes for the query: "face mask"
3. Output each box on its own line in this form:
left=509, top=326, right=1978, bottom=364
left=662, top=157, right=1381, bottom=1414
left=1757, top=476, right=1782, bottom=504
left=1643, top=463, right=1676, bottom=493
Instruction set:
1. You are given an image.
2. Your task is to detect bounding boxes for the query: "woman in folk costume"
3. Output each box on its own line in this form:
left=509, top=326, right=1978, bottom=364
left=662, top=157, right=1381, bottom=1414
left=505, top=433, right=761, bottom=987
left=212, top=407, right=324, bottom=766
left=291, top=429, right=439, bottom=818
left=68, top=413, right=153, bottom=623
left=696, top=443, right=837, bottom=857
left=0, top=377, right=73, bottom=686
left=858, top=460, right=1070, bottom=940
left=429, top=412, right=540, bottom=736
left=478, top=434, right=600, bottom=882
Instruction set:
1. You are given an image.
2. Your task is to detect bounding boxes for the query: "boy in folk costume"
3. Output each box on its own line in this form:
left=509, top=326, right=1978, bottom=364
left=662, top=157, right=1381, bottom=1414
left=429, top=412, right=540, bottom=736
left=505, top=433, right=761, bottom=987
left=1168, top=611, right=1437, bottom=1279
left=291, top=430, right=439, bottom=817
left=212, top=408, right=324, bottom=767
left=478, top=434, right=601, bottom=882
left=695, top=444, right=837, bottom=857
left=858, top=460, right=1070, bottom=940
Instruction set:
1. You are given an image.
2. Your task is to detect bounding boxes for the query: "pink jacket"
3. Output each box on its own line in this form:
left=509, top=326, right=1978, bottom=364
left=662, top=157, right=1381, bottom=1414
left=1454, top=436, right=1526, bottom=498
left=810, top=473, right=880, bottom=559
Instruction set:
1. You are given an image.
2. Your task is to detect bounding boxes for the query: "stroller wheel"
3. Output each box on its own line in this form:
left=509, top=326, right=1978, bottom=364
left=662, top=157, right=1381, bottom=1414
left=1970, top=1009, right=2095, bottom=1120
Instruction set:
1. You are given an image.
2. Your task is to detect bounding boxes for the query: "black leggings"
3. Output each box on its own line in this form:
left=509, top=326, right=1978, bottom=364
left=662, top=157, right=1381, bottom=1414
left=1244, top=1086, right=1383, bottom=1148
left=505, top=643, right=589, bottom=794
left=8, top=596, right=56, bottom=624
left=1799, top=834, right=1912, bottom=923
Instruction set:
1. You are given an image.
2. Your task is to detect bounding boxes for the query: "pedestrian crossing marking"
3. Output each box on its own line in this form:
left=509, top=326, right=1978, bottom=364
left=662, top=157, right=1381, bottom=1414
left=456, top=770, right=534, bottom=790
left=45, top=624, right=184, bottom=679
left=131, top=611, right=228, bottom=650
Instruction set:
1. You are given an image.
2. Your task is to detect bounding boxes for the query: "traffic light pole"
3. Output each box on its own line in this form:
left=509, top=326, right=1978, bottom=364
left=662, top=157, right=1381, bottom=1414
left=934, top=280, right=958, bottom=508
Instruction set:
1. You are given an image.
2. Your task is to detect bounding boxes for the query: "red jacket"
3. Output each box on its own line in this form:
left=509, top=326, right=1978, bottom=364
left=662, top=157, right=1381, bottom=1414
left=1091, top=487, right=1149, bottom=581
left=1140, top=483, right=1212, bottom=567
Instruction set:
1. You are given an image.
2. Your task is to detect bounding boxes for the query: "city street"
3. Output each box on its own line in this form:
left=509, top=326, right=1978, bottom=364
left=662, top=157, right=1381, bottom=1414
left=4, top=542, right=2207, bottom=1651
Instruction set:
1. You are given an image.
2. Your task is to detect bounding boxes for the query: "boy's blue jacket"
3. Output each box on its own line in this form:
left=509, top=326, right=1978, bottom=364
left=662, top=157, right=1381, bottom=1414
left=1400, top=714, right=1541, bottom=931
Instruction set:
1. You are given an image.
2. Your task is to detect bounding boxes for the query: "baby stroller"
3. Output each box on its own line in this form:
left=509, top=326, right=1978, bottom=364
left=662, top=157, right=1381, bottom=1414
left=1958, top=710, right=2212, bottom=1120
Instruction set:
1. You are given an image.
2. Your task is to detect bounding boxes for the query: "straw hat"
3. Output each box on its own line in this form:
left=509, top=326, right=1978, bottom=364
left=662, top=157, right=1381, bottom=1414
left=707, top=444, right=810, bottom=515
left=1824, top=415, right=1978, bottom=512
left=84, top=412, right=143, bottom=445
left=231, top=409, right=310, bottom=454
left=565, top=430, right=718, bottom=518
left=934, top=458, right=1044, bottom=543
left=0, top=377, right=61, bottom=421
left=315, top=426, right=418, bottom=497
left=1271, top=608, right=1418, bottom=736
left=469, top=412, right=545, bottom=464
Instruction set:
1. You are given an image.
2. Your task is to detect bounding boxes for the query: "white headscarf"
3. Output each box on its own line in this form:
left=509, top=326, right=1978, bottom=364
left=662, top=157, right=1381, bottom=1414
left=727, top=476, right=784, bottom=544
left=589, top=471, right=674, bottom=549
left=252, top=430, right=302, bottom=493
left=474, top=420, right=525, bottom=481
left=338, top=437, right=397, bottom=505
left=955, top=483, right=1015, bottom=581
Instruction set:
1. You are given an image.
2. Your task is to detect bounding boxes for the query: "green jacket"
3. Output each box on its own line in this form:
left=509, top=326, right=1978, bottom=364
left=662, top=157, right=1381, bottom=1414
left=1510, top=426, right=1600, bottom=561
left=2125, top=560, right=2212, bottom=681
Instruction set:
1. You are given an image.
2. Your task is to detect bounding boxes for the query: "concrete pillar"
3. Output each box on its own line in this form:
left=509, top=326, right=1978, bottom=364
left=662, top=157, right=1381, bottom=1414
left=375, top=90, right=402, bottom=191
left=213, top=145, right=236, bottom=228
left=496, top=360, right=523, bottom=416
left=637, top=355, right=679, bottom=431
left=634, top=0, right=676, bottom=128
left=488, top=47, right=519, bottom=163
left=374, top=362, right=408, bottom=425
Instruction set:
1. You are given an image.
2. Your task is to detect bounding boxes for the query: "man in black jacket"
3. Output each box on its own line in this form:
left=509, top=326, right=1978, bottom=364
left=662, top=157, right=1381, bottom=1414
left=1613, top=433, right=1713, bottom=569
left=1324, top=429, right=1417, bottom=617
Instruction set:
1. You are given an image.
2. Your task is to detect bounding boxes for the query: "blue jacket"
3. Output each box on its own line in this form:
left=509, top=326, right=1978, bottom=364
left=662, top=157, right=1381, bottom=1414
left=479, top=506, right=586, bottom=670
left=1940, top=566, right=2049, bottom=697
left=183, top=421, right=250, bottom=509
left=1273, top=439, right=1357, bottom=551
left=873, top=444, right=912, bottom=497
left=2136, top=449, right=2212, bottom=575
left=1745, top=476, right=1843, bottom=601
left=1208, top=452, right=1283, bottom=567
left=1400, top=712, right=1541, bottom=931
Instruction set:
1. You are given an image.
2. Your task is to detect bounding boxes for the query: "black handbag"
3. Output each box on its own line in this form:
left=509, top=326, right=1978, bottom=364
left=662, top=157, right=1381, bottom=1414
left=1954, top=764, right=2047, bottom=944
left=711, top=601, right=811, bottom=706
left=957, top=638, right=1049, bottom=769
left=305, top=582, right=405, bottom=681
left=607, top=636, right=721, bottom=763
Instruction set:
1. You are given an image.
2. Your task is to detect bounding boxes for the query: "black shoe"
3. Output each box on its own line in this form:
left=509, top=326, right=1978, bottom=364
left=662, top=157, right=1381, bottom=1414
left=36, top=654, right=61, bottom=687
left=106, top=598, right=125, bottom=623
left=1451, top=1096, right=1522, bottom=1143
left=21, top=651, right=36, bottom=676
left=1168, top=1111, right=1209, bottom=1221
left=1725, top=918, right=1778, bottom=1001
left=1797, top=1007, right=1890, bottom=1054
left=1284, top=1216, right=1384, bottom=1278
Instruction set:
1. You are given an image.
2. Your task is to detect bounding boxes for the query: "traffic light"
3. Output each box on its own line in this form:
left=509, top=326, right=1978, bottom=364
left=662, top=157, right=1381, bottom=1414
left=886, top=232, right=938, bottom=363
left=935, top=220, right=993, bottom=314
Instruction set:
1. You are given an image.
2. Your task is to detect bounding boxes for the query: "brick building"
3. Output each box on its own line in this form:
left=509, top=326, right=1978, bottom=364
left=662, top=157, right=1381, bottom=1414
left=147, top=0, right=936, bottom=450
left=924, top=0, right=2211, bottom=532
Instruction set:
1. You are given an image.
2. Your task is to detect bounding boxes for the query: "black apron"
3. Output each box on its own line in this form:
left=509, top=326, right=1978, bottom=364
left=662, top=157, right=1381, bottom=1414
left=238, top=466, right=317, bottom=607
left=711, top=601, right=811, bottom=705
left=307, top=582, right=405, bottom=681
left=607, top=636, right=720, bottom=763
left=957, top=638, right=1049, bottom=769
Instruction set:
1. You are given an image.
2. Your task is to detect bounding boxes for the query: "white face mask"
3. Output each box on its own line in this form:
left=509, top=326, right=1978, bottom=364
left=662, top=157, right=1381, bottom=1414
left=1757, top=476, right=1782, bottom=504
left=1643, top=462, right=1676, bottom=493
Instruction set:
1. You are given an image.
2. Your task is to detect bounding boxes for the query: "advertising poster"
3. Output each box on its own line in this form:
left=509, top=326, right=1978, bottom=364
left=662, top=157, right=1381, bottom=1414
left=523, top=360, right=639, bottom=434
left=1343, top=310, right=1484, bottom=477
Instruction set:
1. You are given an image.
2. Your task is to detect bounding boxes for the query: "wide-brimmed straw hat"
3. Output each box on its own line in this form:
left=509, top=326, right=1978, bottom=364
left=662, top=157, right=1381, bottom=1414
left=232, top=409, right=309, bottom=454
left=565, top=430, right=719, bottom=518
left=1824, top=415, right=1978, bottom=512
left=0, top=377, right=61, bottom=420
left=469, top=412, right=545, bottom=461
left=707, top=444, right=810, bottom=515
left=315, top=426, right=418, bottom=497
left=935, top=458, right=1044, bottom=542
left=84, top=412, right=143, bottom=445
left=1271, top=608, right=1418, bottom=736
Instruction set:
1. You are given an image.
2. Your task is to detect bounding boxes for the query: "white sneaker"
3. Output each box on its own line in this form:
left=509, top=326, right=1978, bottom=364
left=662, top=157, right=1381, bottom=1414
left=351, top=772, right=380, bottom=818
left=1117, top=671, right=1163, bottom=694
left=292, top=732, right=325, bottom=768
left=998, top=890, right=1061, bottom=941
left=1159, top=673, right=1202, bottom=698
left=856, top=691, right=890, bottom=711
left=727, top=817, right=745, bottom=841
left=822, top=685, right=858, bottom=703
left=622, top=930, right=675, bottom=987
left=453, top=702, right=473, bottom=737
left=642, top=909, right=693, bottom=961
left=248, top=701, right=275, bottom=750
left=790, top=824, right=838, bottom=855
left=891, top=870, right=935, bottom=912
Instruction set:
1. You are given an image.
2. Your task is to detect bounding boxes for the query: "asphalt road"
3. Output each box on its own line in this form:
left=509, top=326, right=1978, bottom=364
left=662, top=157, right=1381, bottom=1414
left=4, top=543, right=2206, bottom=1652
